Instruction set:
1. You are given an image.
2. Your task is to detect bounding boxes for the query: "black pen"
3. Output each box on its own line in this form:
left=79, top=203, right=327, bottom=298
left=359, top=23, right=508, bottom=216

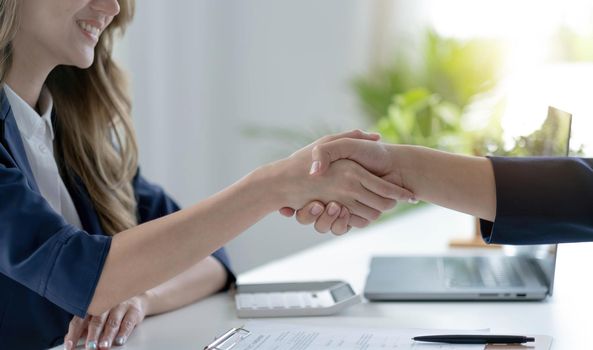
left=412, top=334, right=535, bottom=344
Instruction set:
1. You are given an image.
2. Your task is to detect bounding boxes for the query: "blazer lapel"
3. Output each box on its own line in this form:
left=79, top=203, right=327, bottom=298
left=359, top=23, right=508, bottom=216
left=1, top=88, right=105, bottom=236
left=0, top=88, right=40, bottom=193
left=51, top=111, right=106, bottom=236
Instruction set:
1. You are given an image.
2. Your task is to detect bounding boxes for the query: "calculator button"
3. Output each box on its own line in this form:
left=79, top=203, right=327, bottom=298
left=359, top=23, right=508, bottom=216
left=284, top=293, right=303, bottom=308
left=237, top=294, right=251, bottom=308
left=255, top=294, right=270, bottom=309
left=269, top=293, right=285, bottom=308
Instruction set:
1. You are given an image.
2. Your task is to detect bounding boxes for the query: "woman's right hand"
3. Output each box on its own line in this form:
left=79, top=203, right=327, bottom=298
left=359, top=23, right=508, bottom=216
left=277, top=130, right=380, bottom=231
left=276, top=131, right=415, bottom=233
left=268, top=131, right=414, bottom=227
left=279, top=200, right=353, bottom=234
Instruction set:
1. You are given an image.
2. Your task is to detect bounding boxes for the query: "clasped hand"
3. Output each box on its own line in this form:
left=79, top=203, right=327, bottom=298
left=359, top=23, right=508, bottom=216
left=278, top=130, right=415, bottom=234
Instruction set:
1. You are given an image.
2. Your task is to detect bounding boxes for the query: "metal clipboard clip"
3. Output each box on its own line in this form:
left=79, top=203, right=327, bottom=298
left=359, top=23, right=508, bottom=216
left=204, top=326, right=251, bottom=350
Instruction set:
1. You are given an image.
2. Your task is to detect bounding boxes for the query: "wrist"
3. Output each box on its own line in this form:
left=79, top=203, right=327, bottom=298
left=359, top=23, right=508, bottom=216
left=137, top=290, right=154, bottom=317
left=389, top=144, right=422, bottom=199
left=246, top=160, right=289, bottom=213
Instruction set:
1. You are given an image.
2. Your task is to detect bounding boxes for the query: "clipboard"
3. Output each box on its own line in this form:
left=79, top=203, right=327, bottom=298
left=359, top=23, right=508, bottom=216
left=205, top=325, right=552, bottom=350
left=203, top=326, right=251, bottom=350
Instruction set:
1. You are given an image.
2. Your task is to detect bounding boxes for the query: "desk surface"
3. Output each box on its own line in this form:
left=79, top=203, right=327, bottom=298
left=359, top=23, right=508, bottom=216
left=54, top=205, right=592, bottom=349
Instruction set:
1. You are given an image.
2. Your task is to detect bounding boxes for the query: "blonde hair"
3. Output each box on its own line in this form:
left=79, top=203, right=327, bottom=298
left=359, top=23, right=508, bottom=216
left=1, top=0, right=139, bottom=235
left=0, top=0, right=17, bottom=79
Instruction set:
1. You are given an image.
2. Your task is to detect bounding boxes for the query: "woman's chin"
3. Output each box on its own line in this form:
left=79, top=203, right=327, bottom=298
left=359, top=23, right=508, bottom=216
left=68, top=59, right=94, bottom=70
left=76, top=56, right=95, bottom=69
left=67, top=51, right=95, bottom=69
left=77, top=61, right=94, bottom=69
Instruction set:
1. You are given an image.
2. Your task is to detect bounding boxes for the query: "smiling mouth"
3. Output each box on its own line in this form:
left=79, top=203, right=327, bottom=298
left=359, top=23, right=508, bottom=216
left=76, top=20, right=102, bottom=40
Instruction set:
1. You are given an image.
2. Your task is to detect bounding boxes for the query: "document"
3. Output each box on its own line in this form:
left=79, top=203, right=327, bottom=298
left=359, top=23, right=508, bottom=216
left=232, top=320, right=486, bottom=350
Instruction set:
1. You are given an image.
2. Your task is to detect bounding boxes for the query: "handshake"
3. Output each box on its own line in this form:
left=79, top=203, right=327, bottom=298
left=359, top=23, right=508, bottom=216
left=272, top=129, right=496, bottom=234
left=273, top=130, right=416, bottom=235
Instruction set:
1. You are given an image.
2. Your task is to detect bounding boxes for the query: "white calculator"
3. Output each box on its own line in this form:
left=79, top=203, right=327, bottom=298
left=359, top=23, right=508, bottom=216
left=234, top=280, right=361, bottom=318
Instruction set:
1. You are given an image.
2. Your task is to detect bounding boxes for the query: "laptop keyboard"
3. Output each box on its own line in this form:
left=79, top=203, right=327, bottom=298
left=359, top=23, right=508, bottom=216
left=442, top=257, right=524, bottom=288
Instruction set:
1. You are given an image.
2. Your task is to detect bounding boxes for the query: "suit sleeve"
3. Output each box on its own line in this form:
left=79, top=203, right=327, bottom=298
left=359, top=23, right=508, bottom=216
left=0, top=161, right=111, bottom=318
left=480, top=156, right=593, bottom=244
left=132, top=169, right=236, bottom=290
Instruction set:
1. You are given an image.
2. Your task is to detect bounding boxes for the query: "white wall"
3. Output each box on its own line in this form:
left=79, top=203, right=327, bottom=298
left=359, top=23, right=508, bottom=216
left=117, top=0, right=388, bottom=273
left=116, top=1, right=593, bottom=275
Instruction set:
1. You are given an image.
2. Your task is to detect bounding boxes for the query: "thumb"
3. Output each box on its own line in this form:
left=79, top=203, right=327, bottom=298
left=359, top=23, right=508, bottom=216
left=309, top=138, right=366, bottom=176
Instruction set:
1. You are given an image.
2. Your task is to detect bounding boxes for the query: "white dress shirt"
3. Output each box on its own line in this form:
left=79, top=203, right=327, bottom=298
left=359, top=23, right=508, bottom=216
left=4, top=84, right=82, bottom=229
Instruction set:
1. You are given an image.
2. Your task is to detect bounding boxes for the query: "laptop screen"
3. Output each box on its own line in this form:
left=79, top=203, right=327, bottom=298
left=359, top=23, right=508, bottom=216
left=504, top=106, right=572, bottom=296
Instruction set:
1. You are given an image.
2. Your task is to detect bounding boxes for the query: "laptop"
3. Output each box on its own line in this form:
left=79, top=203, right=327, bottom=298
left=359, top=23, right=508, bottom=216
left=364, top=107, right=571, bottom=301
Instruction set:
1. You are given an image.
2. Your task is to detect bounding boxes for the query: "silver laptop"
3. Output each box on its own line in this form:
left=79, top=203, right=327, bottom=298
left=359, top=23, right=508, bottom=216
left=364, top=107, right=571, bottom=301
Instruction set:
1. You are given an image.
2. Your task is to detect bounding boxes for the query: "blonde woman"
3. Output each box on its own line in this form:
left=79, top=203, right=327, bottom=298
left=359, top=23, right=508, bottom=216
left=0, top=1, right=415, bottom=349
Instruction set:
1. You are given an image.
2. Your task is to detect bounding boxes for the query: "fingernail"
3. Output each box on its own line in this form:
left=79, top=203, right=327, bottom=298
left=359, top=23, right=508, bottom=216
left=339, top=208, right=348, bottom=218
left=114, top=336, right=126, bottom=346
left=408, top=197, right=419, bottom=204
left=99, top=340, right=110, bottom=348
left=309, top=161, right=320, bottom=175
left=327, top=203, right=339, bottom=216
left=310, top=203, right=323, bottom=216
left=64, top=340, right=73, bottom=350
left=86, top=340, right=98, bottom=350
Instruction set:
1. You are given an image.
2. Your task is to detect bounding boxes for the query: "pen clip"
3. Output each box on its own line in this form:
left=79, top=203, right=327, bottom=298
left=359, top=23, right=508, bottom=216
left=204, top=326, right=251, bottom=350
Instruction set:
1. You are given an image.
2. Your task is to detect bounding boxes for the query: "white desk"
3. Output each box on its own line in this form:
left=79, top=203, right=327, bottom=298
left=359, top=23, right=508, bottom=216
left=54, top=205, right=593, bottom=349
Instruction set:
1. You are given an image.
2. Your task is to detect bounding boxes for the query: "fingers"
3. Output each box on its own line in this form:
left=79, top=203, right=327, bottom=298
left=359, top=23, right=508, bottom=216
left=313, top=202, right=342, bottom=233
left=85, top=312, right=108, bottom=349
left=295, top=201, right=351, bottom=235
left=330, top=206, right=351, bottom=235
left=98, top=305, right=127, bottom=349
left=317, top=129, right=380, bottom=145
left=310, top=138, right=365, bottom=176
left=64, top=316, right=89, bottom=350
left=347, top=200, right=382, bottom=222
left=278, top=207, right=296, bottom=217
left=307, top=203, right=366, bottom=234
left=113, top=308, right=142, bottom=346
left=348, top=214, right=370, bottom=228
left=355, top=181, right=399, bottom=214
left=295, top=201, right=325, bottom=225
left=310, top=130, right=380, bottom=175
left=359, top=186, right=397, bottom=213
left=360, top=172, right=415, bottom=202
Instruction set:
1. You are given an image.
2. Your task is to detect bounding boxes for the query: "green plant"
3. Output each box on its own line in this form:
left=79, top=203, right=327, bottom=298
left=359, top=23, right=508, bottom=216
left=353, top=30, right=508, bottom=217
left=499, top=108, right=584, bottom=157
left=354, top=30, right=507, bottom=158
left=376, top=88, right=464, bottom=151
left=354, top=30, right=505, bottom=123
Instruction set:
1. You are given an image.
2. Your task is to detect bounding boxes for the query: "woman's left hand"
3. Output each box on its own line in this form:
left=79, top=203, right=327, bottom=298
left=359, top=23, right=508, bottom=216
left=64, top=294, right=149, bottom=350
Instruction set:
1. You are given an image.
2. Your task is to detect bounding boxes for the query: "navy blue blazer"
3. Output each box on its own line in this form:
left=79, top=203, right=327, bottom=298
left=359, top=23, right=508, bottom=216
left=0, top=89, right=235, bottom=350
left=481, top=156, right=593, bottom=244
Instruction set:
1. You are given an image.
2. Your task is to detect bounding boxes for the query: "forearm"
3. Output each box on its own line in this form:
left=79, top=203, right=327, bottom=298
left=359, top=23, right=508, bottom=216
left=142, top=256, right=227, bottom=316
left=89, top=167, right=275, bottom=315
left=393, top=145, right=496, bottom=221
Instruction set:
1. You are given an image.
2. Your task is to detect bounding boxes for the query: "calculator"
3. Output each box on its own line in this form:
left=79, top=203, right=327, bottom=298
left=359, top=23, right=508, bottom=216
left=234, top=280, right=361, bottom=318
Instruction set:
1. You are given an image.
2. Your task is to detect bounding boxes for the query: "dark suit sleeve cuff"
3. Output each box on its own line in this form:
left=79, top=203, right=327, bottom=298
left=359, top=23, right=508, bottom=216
left=480, top=156, right=593, bottom=244
left=479, top=219, right=495, bottom=243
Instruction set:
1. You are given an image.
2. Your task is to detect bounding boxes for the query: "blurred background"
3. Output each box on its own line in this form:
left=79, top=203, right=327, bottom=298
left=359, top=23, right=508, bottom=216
left=115, top=0, right=593, bottom=273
